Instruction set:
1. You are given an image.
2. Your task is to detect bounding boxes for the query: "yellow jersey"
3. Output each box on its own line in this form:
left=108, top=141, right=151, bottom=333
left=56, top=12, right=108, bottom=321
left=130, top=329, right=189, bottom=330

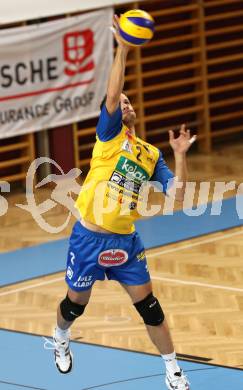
left=76, top=123, right=160, bottom=234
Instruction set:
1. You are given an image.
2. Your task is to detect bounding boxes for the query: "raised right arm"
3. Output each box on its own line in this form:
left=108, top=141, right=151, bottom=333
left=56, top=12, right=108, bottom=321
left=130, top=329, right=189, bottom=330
left=105, top=15, right=130, bottom=114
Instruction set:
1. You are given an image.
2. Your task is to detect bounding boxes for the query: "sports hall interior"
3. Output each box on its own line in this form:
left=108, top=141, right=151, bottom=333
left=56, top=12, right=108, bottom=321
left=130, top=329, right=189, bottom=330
left=0, top=1, right=243, bottom=389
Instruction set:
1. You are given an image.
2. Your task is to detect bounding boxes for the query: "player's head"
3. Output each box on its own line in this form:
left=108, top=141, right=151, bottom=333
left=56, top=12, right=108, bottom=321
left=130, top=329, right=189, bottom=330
left=120, top=93, right=136, bottom=128
left=100, top=93, right=136, bottom=128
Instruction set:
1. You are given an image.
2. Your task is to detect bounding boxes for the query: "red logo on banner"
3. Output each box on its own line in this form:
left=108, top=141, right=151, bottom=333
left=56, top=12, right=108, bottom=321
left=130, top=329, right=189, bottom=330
left=98, top=249, right=128, bottom=267
left=63, top=30, right=95, bottom=76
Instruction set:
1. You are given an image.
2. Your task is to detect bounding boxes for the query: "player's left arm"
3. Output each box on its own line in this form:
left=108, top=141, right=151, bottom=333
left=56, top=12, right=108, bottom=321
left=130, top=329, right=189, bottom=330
left=150, top=124, right=196, bottom=201
left=166, top=123, right=197, bottom=202
left=150, top=152, right=175, bottom=195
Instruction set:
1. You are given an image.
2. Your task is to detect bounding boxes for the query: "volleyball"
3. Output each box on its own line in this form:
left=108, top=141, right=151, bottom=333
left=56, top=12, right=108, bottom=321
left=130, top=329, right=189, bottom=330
left=118, top=9, right=155, bottom=47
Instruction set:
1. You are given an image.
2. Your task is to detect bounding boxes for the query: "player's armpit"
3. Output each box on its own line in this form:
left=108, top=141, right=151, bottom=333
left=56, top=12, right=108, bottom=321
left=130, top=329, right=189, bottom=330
left=105, top=95, right=120, bottom=115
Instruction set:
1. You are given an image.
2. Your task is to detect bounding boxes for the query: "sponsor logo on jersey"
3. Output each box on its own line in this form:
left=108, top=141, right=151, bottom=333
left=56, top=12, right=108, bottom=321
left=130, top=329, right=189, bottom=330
left=109, top=171, right=141, bottom=194
left=129, top=202, right=137, bottom=210
left=98, top=249, right=128, bottom=267
left=121, top=139, right=133, bottom=154
left=115, top=156, right=149, bottom=183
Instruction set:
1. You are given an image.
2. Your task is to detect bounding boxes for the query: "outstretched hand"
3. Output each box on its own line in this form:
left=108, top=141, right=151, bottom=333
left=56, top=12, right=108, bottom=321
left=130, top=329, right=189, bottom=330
left=169, top=124, right=197, bottom=154
left=110, top=14, right=130, bottom=52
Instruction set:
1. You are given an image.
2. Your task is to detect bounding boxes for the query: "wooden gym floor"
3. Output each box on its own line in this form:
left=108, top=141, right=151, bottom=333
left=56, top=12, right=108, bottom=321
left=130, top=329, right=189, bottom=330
left=0, top=142, right=243, bottom=369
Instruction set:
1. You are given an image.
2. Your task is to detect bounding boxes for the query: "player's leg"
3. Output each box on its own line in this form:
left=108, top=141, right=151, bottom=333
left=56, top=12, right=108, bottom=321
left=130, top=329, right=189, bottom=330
left=121, top=281, right=174, bottom=354
left=57, top=287, right=92, bottom=330
left=121, top=281, right=190, bottom=389
left=54, top=287, right=92, bottom=374
left=52, top=221, right=105, bottom=374
left=108, top=230, right=190, bottom=389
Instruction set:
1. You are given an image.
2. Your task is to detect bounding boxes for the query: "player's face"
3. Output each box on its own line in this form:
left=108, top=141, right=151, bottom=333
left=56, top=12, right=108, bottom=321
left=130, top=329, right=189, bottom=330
left=120, top=94, right=136, bottom=126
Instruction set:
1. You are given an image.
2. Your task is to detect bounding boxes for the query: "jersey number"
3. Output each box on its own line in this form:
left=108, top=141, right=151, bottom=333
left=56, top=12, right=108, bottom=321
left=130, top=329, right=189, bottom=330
left=136, top=146, right=142, bottom=162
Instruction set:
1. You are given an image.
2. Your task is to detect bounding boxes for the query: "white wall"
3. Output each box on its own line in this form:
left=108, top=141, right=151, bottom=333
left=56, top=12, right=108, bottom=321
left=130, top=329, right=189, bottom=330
left=0, top=0, right=143, bottom=25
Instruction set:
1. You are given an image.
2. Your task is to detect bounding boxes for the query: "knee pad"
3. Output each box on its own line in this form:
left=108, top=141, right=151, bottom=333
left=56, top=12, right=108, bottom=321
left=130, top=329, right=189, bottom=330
left=60, top=294, right=87, bottom=322
left=134, top=293, right=165, bottom=326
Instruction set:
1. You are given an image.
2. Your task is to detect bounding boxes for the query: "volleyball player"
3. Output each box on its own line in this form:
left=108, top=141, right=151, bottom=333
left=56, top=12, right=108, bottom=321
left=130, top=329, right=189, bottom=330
left=52, top=15, right=195, bottom=390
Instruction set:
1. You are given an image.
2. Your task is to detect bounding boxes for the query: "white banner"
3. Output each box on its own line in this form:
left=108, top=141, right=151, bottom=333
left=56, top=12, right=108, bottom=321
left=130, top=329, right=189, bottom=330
left=0, top=1, right=142, bottom=25
left=0, top=9, right=113, bottom=139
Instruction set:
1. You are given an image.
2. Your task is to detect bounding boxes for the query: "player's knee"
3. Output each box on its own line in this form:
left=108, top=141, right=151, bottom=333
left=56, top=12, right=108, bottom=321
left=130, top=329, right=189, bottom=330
left=60, top=294, right=87, bottom=322
left=134, top=292, right=165, bottom=326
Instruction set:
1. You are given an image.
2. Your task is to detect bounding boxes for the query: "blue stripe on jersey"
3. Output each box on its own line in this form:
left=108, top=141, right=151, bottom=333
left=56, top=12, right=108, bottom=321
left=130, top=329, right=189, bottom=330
left=127, top=16, right=154, bottom=31
left=119, top=29, right=148, bottom=45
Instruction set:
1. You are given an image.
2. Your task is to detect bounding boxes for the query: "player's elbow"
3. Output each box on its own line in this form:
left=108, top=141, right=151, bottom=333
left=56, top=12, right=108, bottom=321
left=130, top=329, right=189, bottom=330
left=166, top=192, right=184, bottom=203
left=165, top=187, right=185, bottom=203
left=174, top=195, right=184, bottom=203
left=174, top=189, right=186, bottom=203
left=107, top=91, right=119, bottom=102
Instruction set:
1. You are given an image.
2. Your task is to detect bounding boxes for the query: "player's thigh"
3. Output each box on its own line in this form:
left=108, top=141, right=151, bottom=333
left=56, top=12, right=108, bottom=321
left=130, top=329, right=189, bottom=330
left=121, top=281, right=152, bottom=303
left=67, top=287, right=92, bottom=305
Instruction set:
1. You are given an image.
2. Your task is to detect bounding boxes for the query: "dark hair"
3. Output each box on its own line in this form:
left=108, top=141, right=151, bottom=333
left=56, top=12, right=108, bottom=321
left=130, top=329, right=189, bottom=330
left=100, top=94, right=107, bottom=110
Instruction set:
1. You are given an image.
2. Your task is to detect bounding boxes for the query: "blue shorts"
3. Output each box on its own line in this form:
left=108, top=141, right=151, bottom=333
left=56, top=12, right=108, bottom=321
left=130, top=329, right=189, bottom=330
left=65, top=221, right=150, bottom=291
